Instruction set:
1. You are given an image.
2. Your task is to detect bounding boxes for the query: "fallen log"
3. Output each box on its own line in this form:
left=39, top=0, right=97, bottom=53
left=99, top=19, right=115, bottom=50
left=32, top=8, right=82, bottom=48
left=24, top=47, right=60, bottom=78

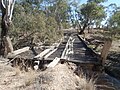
left=7, top=47, right=30, bottom=58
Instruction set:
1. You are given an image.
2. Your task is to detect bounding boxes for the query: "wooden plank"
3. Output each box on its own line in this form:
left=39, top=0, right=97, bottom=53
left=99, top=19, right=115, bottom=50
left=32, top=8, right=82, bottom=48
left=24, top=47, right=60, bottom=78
left=67, top=59, right=99, bottom=64
left=100, top=38, right=112, bottom=65
left=47, top=57, right=60, bottom=68
left=34, top=49, right=51, bottom=59
left=34, top=41, right=62, bottom=59
left=44, top=42, right=61, bottom=59
left=78, top=35, right=98, bottom=56
left=61, top=37, right=72, bottom=59
left=44, top=48, right=58, bottom=59
left=78, top=35, right=112, bottom=65
left=7, top=47, right=30, bottom=58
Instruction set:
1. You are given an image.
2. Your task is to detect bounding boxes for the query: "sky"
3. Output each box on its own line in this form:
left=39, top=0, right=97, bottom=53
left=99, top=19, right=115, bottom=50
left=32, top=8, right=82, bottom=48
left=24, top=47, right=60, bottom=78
left=102, top=0, right=120, bottom=6
left=80, top=0, right=120, bottom=6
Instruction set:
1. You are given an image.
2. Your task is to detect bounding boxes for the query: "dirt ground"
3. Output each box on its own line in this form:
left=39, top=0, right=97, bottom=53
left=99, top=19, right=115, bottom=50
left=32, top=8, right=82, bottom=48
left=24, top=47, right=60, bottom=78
left=0, top=58, right=95, bottom=90
left=85, top=31, right=120, bottom=53
left=110, top=40, right=120, bottom=52
left=0, top=59, right=38, bottom=90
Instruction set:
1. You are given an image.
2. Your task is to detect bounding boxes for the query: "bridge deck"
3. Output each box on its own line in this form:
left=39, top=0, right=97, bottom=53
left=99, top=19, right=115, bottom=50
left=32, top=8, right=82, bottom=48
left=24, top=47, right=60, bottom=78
left=16, top=34, right=99, bottom=65
left=45, top=35, right=99, bottom=64
left=69, top=35, right=98, bottom=63
left=46, top=37, right=69, bottom=59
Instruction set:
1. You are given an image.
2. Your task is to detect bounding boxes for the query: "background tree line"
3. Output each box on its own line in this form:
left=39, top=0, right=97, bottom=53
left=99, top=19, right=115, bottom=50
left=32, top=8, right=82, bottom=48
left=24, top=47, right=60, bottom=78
left=0, top=0, right=120, bottom=53
left=10, top=0, right=71, bottom=49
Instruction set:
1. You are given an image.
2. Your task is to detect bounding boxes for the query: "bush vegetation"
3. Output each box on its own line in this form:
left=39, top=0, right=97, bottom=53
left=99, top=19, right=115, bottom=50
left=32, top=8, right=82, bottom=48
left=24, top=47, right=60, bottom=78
left=6, top=0, right=71, bottom=48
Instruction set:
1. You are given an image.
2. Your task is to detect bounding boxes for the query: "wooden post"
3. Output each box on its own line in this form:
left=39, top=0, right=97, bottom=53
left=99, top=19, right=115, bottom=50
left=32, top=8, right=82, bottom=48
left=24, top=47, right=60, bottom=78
left=100, top=38, right=112, bottom=65
left=4, top=36, right=14, bottom=53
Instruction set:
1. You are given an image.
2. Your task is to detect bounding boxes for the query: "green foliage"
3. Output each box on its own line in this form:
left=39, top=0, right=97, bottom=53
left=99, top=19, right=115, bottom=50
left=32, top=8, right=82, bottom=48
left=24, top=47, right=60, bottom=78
left=107, top=7, right=120, bottom=39
left=47, top=0, right=70, bottom=29
left=62, top=22, right=71, bottom=29
left=87, top=0, right=107, bottom=3
left=81, top=2, right=105, bottom=20
left=73, top=1, right=106, bottom=33
left=80, top=2, right=106, bottom=24
left=109, top=11, right=120, bottom=28
left=10, top=1, right=65, bottom=47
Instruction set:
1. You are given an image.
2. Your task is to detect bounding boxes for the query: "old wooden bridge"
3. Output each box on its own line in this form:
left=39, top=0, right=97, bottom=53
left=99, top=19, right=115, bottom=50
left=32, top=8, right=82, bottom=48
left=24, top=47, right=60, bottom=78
left=7, top=31, right=101, bottom=69
left=6, top=30, right=120, bottom=90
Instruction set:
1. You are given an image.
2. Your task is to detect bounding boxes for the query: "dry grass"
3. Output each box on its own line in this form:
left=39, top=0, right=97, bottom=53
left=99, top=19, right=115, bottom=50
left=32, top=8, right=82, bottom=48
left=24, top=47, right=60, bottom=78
left=75, top=68, right=96, bottom=90
left=24, top=70, right=37, bottom=86
left=0, top=62, right=39, bottom=90
left=78, top=77, right=96, bottom=90
left=36, top=63, right=96, bottom=90
left=0, top=60, right=96, bottom=90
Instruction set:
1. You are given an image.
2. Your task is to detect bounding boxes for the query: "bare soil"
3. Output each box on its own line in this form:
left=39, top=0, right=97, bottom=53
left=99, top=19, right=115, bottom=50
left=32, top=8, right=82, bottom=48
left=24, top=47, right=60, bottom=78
left=84, top=30, right=120, bottom=53
left=0, top=59, right=95, bottom=90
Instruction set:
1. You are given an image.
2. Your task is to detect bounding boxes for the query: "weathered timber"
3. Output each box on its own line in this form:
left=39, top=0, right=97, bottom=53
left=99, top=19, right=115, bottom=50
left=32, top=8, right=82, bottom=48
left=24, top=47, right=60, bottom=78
left=7, top=47, right=30, bottom=58
left=47, top=57, right=60, bottom=68
left=61, top=37, right=72, bottom=59
left=78, top=34, right=112, bottom=66
left=44, top=42, right=61, bottom=59
left=68, top=59, right=99, bottom=64
left=44, top=48, right=58, bottom=59
left=78, top=35, right=99, bottom=57
left=4, top=36, right=14, bottom=53
left=101, top=38, right=112, bottom=65
left=34, top=49, right=51, bottom=59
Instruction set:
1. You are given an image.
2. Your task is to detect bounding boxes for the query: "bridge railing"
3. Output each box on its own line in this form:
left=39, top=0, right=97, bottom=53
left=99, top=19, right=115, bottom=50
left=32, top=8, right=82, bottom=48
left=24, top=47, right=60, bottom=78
left=61, top=36, right=74, bottom=60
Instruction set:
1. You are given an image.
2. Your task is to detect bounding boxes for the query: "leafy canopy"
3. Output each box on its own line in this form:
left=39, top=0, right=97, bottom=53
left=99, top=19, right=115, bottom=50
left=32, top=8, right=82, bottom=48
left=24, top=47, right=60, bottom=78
left=80, top=2, right=106, bottom=20
left=109, top=10, right=120, bottom=28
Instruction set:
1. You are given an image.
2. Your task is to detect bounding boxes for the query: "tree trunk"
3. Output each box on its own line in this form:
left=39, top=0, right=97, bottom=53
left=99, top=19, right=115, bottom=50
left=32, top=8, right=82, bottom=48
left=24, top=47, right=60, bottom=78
left=79, top=23, right=87, bottom=34
left=0, top=1, right=14, bottom=57
left=79, top=19, right=89, bottom=35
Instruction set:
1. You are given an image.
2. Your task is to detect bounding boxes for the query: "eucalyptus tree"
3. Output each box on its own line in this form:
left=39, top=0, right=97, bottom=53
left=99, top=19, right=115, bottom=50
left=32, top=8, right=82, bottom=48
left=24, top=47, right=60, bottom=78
left=77, top=1, right=106, bottom=34
left=0, top=0, right=15, bottom=56
left=108, top=8, right=120, bottom=29
left=87, top=0, right=107, bottom=3
left=107, top=3, right=117, bottom=14
left=12, top=0, right=67, bottom=47
left=68, top=0, right=80, bottom=29
left=46, top=0, right=70, bottom=29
